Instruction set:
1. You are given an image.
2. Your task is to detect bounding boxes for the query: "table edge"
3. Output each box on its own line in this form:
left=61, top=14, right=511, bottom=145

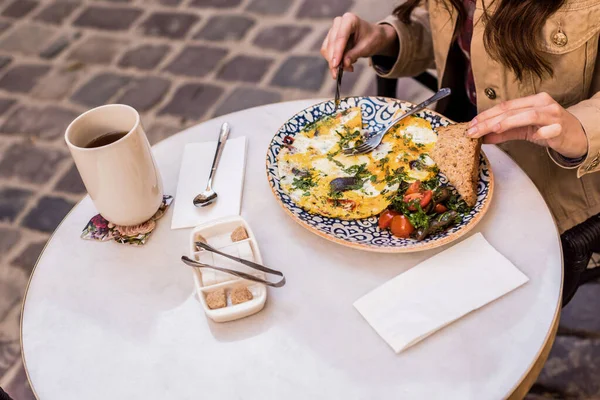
left=19, top=99, right=564, bottom=400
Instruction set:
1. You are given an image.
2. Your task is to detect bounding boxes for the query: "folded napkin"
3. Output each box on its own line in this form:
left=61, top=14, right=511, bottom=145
left=171, top=137, right=247, bottom=230
left=354, top=233, right=529, bottom=353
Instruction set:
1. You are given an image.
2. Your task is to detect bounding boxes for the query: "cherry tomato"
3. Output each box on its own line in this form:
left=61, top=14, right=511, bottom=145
left=406, top=180, right=422, bottom=195
left=390, top=215, right=415, bottom=238
left=421, top=190, right=433, bottom=208
left=434, top=204, right=448, bottom=213
left=378, top=209, right=399, bottom=229
left=403, top=190, right=433, bottom=211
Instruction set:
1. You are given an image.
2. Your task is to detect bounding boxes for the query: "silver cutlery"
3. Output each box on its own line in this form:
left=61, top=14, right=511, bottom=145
left=193, top=122, right=230, bottom=207
left=182, top=241, right=286, bottom=287
left=343, top=88, right=452, bottom=155
left=334, top=64, right=344, bottom=112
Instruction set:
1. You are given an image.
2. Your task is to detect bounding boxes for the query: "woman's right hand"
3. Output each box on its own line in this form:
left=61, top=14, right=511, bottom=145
left=320, top=13, right=399, bottom=79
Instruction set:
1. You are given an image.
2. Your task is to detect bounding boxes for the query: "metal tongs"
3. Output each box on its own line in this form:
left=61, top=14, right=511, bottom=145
left=181, top=241, right=286, bottom=288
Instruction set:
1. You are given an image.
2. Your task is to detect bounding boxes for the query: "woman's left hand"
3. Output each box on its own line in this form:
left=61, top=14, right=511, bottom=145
left=467, top=92, right=588, bottom=158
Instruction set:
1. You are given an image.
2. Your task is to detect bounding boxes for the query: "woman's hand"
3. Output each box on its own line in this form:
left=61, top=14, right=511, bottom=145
left=321, top=13, right=399, bottom=79
left=468, top=92, right=588, bottom=158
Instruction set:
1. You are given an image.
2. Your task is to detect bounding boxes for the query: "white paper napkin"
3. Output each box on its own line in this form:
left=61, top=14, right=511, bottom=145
left=171, top=137, right=247, bottom=230
left=353, top=233, right=529, bottom=353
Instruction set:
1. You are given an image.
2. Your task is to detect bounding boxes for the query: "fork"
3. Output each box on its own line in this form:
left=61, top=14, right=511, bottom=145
left=343, top=88, right=452, bottom=155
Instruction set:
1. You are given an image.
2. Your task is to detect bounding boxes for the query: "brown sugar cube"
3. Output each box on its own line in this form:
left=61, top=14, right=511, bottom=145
left=205, top=288, right=226, bottom=309
left=230, top=286, right=253, bottom=305
left=230, top=226, right=249, bottom=242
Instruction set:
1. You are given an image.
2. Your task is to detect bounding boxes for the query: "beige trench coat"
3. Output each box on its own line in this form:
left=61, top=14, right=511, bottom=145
left=376, top=0, right=600, bottom=233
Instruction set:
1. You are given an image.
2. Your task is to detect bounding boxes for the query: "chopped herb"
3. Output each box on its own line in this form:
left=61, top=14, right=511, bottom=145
left=377, top=157, right=389, bottom=168
left=409, top=146, right=419, bottom=152
left=327, top=153, right=345, bottom=168
left=447, top=194, right=471, bottom=214
left=421, top=175, right=440, bottom=191
left=336, top=126, right=362, bottom=149
left=415, top=142, right=425, bottom=148
left=370, top=175, right=378, bottom=183
left=381, top=188, right=389, bottom=195
left=343, top=163, right=370, bottom=180
left=292, top=170, right=317, bottom=192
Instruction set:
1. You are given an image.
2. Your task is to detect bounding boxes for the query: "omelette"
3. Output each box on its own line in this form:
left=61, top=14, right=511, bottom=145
left=277, top=107, right=439, bottom=219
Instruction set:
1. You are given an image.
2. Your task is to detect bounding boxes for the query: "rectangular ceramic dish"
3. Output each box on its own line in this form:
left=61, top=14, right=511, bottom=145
left=188, top=216, right=266, bottom=323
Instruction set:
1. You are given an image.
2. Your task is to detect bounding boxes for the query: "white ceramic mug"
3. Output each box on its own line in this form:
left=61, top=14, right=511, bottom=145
left=65, top=104, right=163, bottom=226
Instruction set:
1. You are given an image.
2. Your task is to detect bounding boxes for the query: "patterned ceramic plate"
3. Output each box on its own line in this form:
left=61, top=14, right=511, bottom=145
left=266, top=97, right=494, bottom=253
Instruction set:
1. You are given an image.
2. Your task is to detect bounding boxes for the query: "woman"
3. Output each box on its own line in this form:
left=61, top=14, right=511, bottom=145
left=321, top=0, right=600, bottom=305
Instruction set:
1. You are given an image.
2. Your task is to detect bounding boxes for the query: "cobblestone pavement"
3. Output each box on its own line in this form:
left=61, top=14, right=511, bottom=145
left=0, top=1, right=598, bottom=399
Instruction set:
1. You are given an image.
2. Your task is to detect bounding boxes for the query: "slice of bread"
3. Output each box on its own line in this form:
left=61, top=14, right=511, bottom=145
left=430, top=122, right=481, bottom=207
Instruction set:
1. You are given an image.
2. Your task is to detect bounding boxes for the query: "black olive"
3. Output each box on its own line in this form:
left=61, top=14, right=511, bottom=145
left=433, top=187, right=451, bottom=203
left=292, top=168, right=310, bottom=178
left=329, top=177, right=362, bottom=192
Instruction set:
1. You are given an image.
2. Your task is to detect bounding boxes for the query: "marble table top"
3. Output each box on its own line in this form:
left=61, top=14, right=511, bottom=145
left=21, top=100, right=562, bottom=400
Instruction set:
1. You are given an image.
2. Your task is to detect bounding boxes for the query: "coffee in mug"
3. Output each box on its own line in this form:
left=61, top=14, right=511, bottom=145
left=65, top=104, right=163, bottom=226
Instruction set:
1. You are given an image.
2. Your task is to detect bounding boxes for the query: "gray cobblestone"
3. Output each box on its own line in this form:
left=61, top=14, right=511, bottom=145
left=0, top=142, right=67, bottom=184
left=22, top=196, right=75, bottom=233
left=159, top=82, right=223, bottom=120
left=71, top=72, right=131, bottom=107
left=296, top=0, right=354, bottom=19
left=164, top=45, right=228, bottom=77
left=54, top=163, right=86, bottom=194
left=73, top=5, right=143, bottom=31
left=0, top=22, right=57, bottom=56
left=253, top=25, right=311, bottom=51
left=11, top=241, right=46, bottom=274
left=271, top=55, right=327, bottom=91
left=31, top=67, right=82, bottom=99
left=34, top=0, right=80, bottom=25
left=116, top=77, right=171, bottom=111
left=146, top=121, right=183, bottom=144
left=118, top=44, right=171, bottom=70
left=0, top=187, right=32, bottom=223
left=217, top=55, right=272, bottom=82
left=213, top=87, right=280, bottom=117
left=0, top=64, right=50, bottom=93
left=1, top=105, right=79, bottom=140
left=67, top=35, right=129, bottom=65
left=194, top=15, right=255, bottom=41
left=0, top=97, right=15, bottom=115
left=2, top=0, right=38, bottom=19
left=0, top=227, right=21, bottom=259
left=246, top=0, right=294, bottom=15
left=190, top=0, right=242, bottom=8
left=138, top=12, right=200, bottom=39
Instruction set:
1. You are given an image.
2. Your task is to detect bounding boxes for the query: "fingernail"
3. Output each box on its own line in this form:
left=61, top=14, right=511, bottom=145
left=467, top=127, right=478, bottom=136
left=332, top=57, right=337, bottom=67
left=469, top=118, right=477, bottom=127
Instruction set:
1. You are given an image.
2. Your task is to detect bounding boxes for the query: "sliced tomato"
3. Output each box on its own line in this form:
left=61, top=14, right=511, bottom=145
left=390, top=215, right=415, bottom=238
left=402, top=190, right=432, bottom=211
left=421, top=190, right=433, bottom=208
left=378, top=209, right=399, bottom=230
left=405, top=180, right=422, bottom=195
left=434, top=204, right=448, bottom=213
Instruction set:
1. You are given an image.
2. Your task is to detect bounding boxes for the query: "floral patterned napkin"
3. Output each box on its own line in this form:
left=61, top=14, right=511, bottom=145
left=81, top=195, right=173, bottom=246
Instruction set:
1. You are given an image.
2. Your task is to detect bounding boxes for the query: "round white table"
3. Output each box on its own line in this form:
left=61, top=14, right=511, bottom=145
left=21, top=100, right=562, bottom=400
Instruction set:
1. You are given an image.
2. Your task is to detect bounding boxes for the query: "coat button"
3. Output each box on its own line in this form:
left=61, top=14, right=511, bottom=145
left=552, top=29, right=568, bottom=47
left=484, top=87, right=497, bottom=100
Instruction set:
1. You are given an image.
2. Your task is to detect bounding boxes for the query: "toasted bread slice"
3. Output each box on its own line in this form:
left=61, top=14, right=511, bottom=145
left=430, top=122, right=481, bottom=207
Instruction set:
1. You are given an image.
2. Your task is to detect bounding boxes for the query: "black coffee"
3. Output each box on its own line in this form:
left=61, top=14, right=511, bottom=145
left=85, top=131, right=128, bottom=148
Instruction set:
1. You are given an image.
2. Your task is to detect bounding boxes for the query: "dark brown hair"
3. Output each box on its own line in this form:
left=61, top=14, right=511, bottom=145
left=394, top=0, right=566, bottom=80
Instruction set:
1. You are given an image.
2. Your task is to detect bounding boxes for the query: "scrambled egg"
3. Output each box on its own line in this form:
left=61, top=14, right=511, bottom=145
left=277, top=107, right=439, bottom=219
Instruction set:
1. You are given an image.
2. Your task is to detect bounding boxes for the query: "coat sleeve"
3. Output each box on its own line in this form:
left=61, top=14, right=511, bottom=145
left=566, top=91, right=600, bottom=178
left=371, top=3, right=435, bottom=79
